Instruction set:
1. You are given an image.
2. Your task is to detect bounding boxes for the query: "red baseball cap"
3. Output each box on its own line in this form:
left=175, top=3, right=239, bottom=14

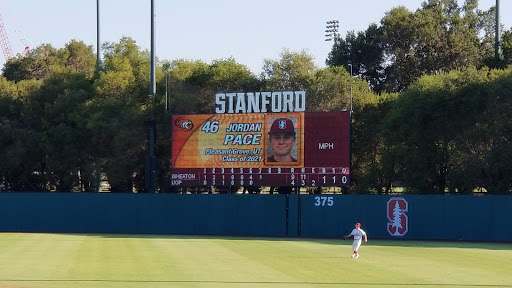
left=269, top=118, right=296, bottom=135
left=355, top=223, right=361, bottom=227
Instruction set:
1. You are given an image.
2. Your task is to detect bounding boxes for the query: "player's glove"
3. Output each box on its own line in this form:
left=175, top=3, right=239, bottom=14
left=343, top=237, right=347, bottom=240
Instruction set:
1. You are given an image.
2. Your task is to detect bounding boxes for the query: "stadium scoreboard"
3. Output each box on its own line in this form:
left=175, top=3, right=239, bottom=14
left=170, top=91, right=351, bottom=187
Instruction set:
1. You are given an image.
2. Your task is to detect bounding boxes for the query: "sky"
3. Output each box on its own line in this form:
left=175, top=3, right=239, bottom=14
left=1, top=0, right=511, bottom=75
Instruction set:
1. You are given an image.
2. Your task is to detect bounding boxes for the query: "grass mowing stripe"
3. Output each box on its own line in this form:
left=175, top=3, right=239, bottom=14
left=355, top=241, right=512, bottom=287
left=0, top=234, right=510, bottom=288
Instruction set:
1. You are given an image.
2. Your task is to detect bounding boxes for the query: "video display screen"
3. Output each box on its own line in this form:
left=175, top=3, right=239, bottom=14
left=171, top=112, right=350, bottom=187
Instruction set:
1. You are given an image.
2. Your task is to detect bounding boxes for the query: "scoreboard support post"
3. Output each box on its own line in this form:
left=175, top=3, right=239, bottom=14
left=295, top=186, right=301, bottom=236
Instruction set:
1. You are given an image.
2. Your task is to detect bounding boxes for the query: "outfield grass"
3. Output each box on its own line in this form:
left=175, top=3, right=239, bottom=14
left=0, top=233, right=510, bottom=288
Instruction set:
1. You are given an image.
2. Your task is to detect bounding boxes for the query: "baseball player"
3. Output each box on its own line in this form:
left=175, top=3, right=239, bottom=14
left=344, top=222, right=367, bottom=258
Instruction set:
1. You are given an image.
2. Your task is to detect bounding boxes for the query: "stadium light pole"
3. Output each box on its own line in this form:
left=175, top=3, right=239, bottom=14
left=145, top=0, right=156, bottom=193
left=495, top=0, right=501, bottom=60
left=347, top=64, right=353, bottom=195
left=348, top=63, right=353, bottom=112
left=165, top=73, right=168, bottom=113
left=325, top=20, right=339, bottom=42
left=96, top=0, right=101, bottom=73
left=326, top=21, right=352, bottom=194
left=325, top=20, right=352, bottom=112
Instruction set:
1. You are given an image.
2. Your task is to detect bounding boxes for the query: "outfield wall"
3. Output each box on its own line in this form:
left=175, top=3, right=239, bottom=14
left=0, top=193, right=511, bottom=242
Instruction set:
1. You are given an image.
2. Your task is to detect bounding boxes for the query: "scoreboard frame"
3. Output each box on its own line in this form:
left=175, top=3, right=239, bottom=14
left=170, top=111, right=351, bottom=188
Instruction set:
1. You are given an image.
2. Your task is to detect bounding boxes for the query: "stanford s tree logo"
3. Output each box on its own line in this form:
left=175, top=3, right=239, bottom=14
left=387, top=197, right=408, bottom=236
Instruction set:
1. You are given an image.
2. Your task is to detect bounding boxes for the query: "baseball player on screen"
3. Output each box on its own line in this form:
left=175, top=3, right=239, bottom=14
left=267, top=117, right=297, bottom=162
left=344, top=222, right=368, bottom=258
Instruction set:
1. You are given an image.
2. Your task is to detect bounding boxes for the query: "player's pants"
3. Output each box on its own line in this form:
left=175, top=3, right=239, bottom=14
left=352, top=239, right=362, bottom=252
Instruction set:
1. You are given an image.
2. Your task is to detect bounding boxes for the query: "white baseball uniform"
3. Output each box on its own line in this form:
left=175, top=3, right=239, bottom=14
left=349, top=228, right=366, bottom=251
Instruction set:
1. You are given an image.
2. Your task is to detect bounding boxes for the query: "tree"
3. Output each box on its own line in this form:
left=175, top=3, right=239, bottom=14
left=383, top=69, right=474, bottom=194
left=261, top=49, right=316, bottom=91
left=449, top=68, right=512, bottom=194
left=88, top=37, right=149, bottom=192
left=306, top=66, right=351, bottom=112
left=327, top=0, right=497, bottom=93
left=167, top=58, right=258, bottom=115
left=351, top=93, right=398, bottom=194
left=381, top=0, right=489, bottom=91
left=383, top=66, right=512, bottom=194
left=2, top=44, right=59, bottom=82
left=0, top=77, right=43, bottom=191
left=56, top=40, right=97, bottom=77
left=2, top=41, right=97, bottom=83
left=502, top=28, right=512, bottom=65
left=326, top=25, right=386, bottom=93
left=36, top=73, right=96, bottom=191
left=261, top=49, right=355, bottom=112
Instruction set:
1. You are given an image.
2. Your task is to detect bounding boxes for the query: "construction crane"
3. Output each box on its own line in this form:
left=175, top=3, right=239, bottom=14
left=0, top=12, right=13, bottom=60
left=0, top=10, right=29, bottom=62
